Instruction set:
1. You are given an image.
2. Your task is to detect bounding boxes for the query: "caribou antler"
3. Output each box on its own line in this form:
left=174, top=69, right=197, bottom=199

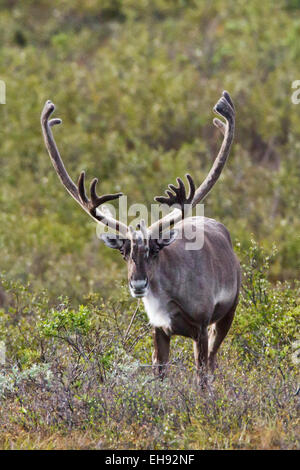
left=154, top=174, right=195, bottom=215
left=41, top=100, right=129, bottom=236
left=192, top=90, right=235, bottom=205
left=149, top=91, right=235, bottom=236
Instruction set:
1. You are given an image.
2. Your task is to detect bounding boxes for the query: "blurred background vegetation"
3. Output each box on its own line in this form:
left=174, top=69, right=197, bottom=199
left=0, top=0, right=299, bottom=301
left=0, top=0, right=299, bottom=450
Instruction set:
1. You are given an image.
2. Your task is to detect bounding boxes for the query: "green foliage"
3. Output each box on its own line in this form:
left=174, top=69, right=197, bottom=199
left=233, top=240, right=300, bottom=361
left=0, top=275, right=50, bottom=366
left=40, top=305, right=92, bottom=337
left=0, top=0, right=300, bottom=301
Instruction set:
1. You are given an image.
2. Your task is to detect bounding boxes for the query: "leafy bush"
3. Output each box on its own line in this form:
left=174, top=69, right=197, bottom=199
left=234, top=240, right=300, bottom=360
left=40, top=305, right=92, bottom=337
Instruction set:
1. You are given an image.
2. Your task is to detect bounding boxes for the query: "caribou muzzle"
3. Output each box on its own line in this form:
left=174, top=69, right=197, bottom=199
left=129, top=278, right=149, bottom=298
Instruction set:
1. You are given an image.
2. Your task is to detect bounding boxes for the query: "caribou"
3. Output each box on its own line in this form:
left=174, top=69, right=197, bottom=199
left=41, top=91, right=240, bottom=384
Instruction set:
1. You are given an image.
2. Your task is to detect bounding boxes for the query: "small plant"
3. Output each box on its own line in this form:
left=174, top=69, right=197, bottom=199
left=40, top=304, right=92, bottom=338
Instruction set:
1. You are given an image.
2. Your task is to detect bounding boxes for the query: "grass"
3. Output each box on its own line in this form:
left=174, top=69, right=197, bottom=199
left=0, top=343, right=298, bottom=449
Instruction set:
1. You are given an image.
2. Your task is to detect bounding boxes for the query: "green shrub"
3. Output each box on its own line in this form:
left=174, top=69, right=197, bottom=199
left=234, top=240, right=299, bottom=361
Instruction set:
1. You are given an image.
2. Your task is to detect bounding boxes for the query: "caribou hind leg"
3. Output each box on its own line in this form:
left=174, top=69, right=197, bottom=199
left=208, top=302, right=237, bottom=373
left=152, top=327, right=171, bottom=379
left=193, top=326, right=209, bottom=388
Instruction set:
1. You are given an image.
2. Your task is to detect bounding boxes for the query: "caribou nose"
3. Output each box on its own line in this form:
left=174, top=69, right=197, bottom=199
left=130, top=279, right=148, bottom=291
left=130, top=278, right=149, bottom=297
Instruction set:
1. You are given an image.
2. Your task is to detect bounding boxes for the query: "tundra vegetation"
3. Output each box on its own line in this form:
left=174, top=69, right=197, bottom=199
left=0, top=0, right=299, bottom=450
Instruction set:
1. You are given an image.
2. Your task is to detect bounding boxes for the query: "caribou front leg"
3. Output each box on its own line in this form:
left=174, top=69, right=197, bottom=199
left=152, top=327, right=170, bottom=379
left=193, top=326, right=209, bottom=388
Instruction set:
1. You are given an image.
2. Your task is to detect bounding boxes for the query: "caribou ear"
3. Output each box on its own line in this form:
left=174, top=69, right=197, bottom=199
left=101, top=233, right=125, bottom=250
left=156, top=229, right=178, bottom=249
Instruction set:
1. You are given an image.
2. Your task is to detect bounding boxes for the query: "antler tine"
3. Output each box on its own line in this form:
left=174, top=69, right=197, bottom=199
left=212, top=90, right=234, bottom=142
left=175, top=177, right=186, bottom=200
left=186, top=174, right=195, bottom=201
left=154, top=174, right=195, bottom=210
left=128, top=225, right=135, bottom=240
left=90, top=178, right=123, bottom=208
left=78, top=172, right=123, bottom=212
left=49, top=118, right=62, bottom=127
left=222, top=90, right=235, bottom=110
left=41, top=100, right=129, bottom=237
left=78, top=171, right=89, bottom=204
left=90, top=178, right=99, bottom=205
left=213, top=118, right=226, bottom=135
